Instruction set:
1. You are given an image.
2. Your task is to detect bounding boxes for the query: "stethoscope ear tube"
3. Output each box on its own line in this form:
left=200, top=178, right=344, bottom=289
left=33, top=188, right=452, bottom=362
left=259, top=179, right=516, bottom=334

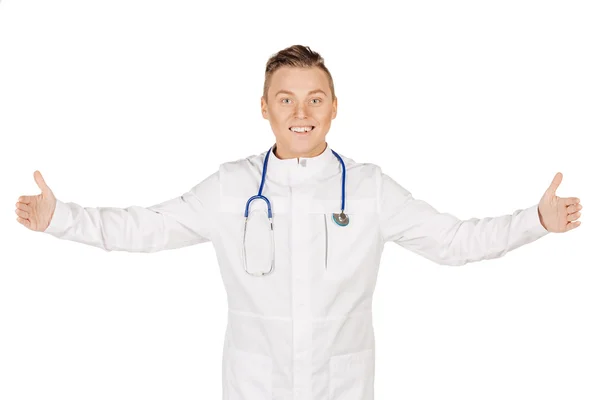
left=241, top=215, right=275, bottom=276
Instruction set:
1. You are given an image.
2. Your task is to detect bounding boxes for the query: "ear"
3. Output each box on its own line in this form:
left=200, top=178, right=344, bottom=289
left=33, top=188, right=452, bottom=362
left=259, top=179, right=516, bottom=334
left=331, top=96, right=337, bottom=120
left=261, top=96, right=268, bottom=119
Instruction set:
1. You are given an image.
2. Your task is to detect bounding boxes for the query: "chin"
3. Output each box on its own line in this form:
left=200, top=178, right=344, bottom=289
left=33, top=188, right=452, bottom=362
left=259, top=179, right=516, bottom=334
left=292, top=136, right=319, bottom=147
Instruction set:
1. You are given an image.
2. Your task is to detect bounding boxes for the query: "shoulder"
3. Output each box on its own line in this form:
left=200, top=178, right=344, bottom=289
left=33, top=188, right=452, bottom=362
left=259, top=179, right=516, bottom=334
left=219, top=148, right=267, bottom=173
left=334, top=151, right=383, bottom=183
left=216, top=149, right=269, bottom=196
left=186, top=149, right=266, bottom=199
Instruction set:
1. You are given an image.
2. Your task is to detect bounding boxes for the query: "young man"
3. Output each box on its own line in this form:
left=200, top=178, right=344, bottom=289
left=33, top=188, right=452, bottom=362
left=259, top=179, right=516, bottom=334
left=16, top=45, right=582, bottom=400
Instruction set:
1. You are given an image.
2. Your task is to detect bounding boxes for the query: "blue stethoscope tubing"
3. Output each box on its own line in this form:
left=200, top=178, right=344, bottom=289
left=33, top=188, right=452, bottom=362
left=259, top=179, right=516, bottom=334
left=244, top=144, right=348, bottom=221
left=242, top=144, right=349, bottom=276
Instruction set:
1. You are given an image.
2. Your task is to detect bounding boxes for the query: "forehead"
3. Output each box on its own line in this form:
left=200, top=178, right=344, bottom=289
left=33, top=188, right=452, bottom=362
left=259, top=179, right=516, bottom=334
left=269, top=66, right=330, bottom=96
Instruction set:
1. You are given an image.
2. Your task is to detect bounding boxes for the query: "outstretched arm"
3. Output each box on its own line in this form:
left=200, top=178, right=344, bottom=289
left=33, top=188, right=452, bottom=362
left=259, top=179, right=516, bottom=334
left=378, top=171, right=553, bottom=266
left=17, top=170, right=220, bottom=253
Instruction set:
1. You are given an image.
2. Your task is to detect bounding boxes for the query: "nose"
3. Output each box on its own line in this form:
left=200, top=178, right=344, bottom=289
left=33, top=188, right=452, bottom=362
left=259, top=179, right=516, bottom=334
left=294, top=102, right=308, bottom=119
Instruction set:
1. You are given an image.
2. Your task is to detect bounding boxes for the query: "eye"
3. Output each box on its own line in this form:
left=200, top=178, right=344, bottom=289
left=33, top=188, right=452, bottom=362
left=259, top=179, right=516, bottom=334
left=281, top=98, right=291, bottom=104
left=311, top=98, right=322, bottom=104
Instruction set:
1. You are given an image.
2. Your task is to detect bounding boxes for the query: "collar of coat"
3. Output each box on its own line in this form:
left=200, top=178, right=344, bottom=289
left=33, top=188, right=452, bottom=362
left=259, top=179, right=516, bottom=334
left=265, top=142, right=338, bottom=186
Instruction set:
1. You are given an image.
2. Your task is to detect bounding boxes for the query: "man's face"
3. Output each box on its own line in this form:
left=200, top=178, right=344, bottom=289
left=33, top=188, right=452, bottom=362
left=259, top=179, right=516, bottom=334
left=261, top=66, right=337, bottom=158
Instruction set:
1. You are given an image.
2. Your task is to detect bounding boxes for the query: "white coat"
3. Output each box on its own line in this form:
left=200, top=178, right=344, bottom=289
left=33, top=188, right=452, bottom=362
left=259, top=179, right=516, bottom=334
left=43, top=142, right=550, bottom=399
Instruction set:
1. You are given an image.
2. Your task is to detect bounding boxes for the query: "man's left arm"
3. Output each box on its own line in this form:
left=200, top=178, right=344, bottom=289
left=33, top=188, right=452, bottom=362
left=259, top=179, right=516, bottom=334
left=377, top=170, right=582, bottom=266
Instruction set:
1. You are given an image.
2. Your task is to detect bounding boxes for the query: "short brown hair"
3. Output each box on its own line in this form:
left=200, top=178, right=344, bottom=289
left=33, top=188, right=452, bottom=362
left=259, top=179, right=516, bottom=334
left=262, top=44, right=336, bottom=103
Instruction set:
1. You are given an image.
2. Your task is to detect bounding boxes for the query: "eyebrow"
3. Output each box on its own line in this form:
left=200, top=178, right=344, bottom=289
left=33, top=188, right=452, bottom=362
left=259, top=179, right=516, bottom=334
left=274, top=89, right=328, bottom=97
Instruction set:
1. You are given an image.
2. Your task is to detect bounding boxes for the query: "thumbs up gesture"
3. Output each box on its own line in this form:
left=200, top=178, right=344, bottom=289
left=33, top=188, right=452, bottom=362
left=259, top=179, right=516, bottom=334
left=15, top=170, right=57, bottom=232
left=537, top=172, right=583, bottom=233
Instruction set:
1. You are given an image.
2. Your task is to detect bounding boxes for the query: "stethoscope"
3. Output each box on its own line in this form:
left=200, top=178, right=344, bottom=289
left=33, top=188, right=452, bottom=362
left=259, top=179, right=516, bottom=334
left=241, top=144, right=349, bottom=276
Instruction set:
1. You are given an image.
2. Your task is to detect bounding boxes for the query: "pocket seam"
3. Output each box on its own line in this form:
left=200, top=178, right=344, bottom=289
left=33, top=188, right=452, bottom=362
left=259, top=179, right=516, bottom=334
left=329, top=348, right=374, bottom=370
left=323, top=212, right=357, bottom=278
left=324, top=213, right=329, bottom=270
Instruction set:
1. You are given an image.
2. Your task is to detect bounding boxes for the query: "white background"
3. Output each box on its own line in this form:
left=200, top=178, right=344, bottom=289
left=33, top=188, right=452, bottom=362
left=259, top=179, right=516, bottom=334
left=1, top=0, right=598, bottom=399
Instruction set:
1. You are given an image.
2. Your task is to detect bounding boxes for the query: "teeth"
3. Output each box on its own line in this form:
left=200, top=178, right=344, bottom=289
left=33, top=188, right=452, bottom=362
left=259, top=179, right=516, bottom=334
left=291, top=126, right=313, bottom=132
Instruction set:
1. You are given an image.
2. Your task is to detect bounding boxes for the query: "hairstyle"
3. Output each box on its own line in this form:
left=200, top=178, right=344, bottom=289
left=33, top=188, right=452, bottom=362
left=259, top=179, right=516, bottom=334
left=262, top=45, right=336, bottom=103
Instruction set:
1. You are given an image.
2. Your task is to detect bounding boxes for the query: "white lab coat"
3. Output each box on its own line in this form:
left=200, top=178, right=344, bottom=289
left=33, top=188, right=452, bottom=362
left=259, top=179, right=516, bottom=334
left=43, top=142, right=550, bottom=399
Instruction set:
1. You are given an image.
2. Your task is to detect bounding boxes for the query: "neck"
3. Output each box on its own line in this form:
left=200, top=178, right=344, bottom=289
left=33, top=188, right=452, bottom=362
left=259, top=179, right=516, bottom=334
left=274, top=142, right=327, bottom=161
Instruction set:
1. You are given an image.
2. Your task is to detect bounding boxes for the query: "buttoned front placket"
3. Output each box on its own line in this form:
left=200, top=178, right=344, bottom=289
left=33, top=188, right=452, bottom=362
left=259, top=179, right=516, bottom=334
left=265, top=143, right=337, bottom=400
left=290, top=160, right=312, bottom=400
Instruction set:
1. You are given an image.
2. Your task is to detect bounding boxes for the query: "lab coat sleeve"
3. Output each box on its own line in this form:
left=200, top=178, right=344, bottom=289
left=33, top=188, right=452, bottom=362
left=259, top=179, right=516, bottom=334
left=378, top=171, right=550, bottom=266
left=42, top=171, right=220, bottom=252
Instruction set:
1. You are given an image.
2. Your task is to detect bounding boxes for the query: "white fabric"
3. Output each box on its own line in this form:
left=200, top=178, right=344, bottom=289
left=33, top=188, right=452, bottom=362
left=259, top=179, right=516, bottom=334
left=44, top=142, right=550, bottom=399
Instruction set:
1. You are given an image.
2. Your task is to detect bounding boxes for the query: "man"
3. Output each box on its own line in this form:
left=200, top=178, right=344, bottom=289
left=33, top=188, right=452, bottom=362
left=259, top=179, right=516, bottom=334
left=15, top=45, right=583, bottom=399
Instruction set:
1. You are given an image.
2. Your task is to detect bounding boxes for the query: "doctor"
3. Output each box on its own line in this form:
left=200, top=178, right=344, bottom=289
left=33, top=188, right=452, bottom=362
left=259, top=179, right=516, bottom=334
left=16, top=44, right=583, bottom=400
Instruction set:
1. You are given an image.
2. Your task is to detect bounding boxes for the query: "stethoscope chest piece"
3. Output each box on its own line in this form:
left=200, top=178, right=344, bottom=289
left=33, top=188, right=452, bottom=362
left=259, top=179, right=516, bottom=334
left=332, top=212, right=350, bottom=227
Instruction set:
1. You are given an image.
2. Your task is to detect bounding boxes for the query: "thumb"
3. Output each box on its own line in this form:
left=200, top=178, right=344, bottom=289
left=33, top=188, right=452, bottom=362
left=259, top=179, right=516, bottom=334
left=546, top=172, right=562, bottom=196
left=34, top=170, right=51, bottom=194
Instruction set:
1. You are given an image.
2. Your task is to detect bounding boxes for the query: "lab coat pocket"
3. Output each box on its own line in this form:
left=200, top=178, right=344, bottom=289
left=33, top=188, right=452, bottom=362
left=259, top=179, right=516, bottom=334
left=310, top=198, right=377, bottom=280
left=329, top=348, right=375, bottom=400
left=322, top=212, right=367, bottom=280
left=226, top=347, right=273, bottom=400
left=323, top=213, right=355, bottom=271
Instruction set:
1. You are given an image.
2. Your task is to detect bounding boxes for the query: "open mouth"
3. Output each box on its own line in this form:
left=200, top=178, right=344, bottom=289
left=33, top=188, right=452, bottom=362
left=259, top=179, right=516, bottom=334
left=289, top=126, right=315, bottom=133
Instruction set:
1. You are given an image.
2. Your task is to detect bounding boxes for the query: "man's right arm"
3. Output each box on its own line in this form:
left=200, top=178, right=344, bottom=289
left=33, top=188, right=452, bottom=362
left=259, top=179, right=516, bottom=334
left=43, top=171, right=220, bottom=253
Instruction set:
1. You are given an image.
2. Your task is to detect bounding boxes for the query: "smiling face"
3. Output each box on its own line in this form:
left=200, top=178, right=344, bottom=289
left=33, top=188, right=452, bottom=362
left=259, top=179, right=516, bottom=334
left=261, top=66, right=337, bottom=159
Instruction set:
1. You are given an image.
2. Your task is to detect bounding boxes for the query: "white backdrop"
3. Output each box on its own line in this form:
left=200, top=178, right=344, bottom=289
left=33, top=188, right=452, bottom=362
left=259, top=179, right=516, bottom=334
left=1, top=0, right=598, bottom=399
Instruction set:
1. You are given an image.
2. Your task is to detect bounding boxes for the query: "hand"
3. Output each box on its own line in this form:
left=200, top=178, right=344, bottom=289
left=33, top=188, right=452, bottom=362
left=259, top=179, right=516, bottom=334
left=537, top=172, right=582, bottom=233
left=15, top=170, right=57, bottom=232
